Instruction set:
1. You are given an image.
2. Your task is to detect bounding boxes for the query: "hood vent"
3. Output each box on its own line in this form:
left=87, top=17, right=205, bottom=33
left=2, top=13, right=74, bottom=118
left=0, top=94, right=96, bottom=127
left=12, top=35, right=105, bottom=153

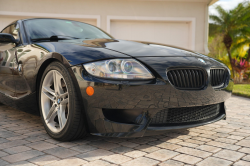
left=167, top=68, right=206, bottom=89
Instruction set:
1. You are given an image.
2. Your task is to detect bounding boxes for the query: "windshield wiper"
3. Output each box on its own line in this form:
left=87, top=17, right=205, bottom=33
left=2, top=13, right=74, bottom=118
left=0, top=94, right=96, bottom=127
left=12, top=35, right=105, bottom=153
left=31, top=35, right=80, bottom=42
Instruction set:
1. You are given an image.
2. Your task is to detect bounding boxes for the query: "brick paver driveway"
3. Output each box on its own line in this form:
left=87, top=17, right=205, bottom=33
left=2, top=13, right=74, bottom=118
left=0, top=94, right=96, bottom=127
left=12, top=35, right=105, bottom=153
left=0, top=95, right=249, bottom=166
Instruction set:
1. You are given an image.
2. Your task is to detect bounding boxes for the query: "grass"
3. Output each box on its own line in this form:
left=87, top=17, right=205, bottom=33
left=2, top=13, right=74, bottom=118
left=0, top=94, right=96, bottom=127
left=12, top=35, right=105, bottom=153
left=233, top=84, right=250, bottom=98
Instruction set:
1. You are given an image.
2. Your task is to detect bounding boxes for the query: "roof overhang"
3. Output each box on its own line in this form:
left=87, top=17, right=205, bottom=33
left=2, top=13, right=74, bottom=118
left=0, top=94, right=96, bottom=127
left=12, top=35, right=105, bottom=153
left=209, top=0, right=218, bottom=6
left=116, top=0, right=219, bottom=5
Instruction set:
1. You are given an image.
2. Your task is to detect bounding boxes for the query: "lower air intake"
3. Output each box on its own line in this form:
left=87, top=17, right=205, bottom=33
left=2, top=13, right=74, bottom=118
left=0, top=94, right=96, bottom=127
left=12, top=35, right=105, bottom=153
left=150, top=104, right=220, bottom=125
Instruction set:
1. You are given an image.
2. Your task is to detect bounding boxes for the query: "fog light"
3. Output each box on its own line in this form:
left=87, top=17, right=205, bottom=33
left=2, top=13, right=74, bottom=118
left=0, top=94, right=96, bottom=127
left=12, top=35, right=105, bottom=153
left=86, top=86, right=94, bottom=96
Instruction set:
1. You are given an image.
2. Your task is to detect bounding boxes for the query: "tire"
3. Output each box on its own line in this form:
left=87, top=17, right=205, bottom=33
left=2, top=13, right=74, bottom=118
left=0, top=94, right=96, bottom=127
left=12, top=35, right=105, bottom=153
left=39, top=61, right=87, bottom=141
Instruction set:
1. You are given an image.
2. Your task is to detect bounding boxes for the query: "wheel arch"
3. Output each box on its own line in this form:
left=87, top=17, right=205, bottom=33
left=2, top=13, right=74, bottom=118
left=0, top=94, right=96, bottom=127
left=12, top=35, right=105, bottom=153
left=35, top=53, right=87, bottom=125
left=36, top=52, right=71, bottom=89
left=36, top=55, right=88, bottom=140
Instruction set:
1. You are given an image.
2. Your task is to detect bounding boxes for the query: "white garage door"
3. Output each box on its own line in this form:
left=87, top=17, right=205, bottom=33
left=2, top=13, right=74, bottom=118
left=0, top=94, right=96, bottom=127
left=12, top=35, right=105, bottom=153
left=110, top=20, right=191, bottom=50
left=0, top=16, right=97, bottom=32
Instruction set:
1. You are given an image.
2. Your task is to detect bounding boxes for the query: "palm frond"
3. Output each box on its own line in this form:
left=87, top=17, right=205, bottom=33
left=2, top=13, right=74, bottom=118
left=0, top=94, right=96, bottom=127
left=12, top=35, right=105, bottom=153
left=231, top=26, right=250, bottom=38
left=233, top=3, right=250, bottom=24
left=231, top=38, right=250, bottom=53
left=209, top=15, right=224, bottom=25
left=215, top=5, right=228, bottom=19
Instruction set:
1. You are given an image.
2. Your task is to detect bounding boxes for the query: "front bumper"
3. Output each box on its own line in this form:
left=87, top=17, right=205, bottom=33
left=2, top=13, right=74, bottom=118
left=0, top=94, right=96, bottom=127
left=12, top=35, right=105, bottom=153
left=72, top=65, right=233, bottom=137
left=93, top=111, right=226, bottom=137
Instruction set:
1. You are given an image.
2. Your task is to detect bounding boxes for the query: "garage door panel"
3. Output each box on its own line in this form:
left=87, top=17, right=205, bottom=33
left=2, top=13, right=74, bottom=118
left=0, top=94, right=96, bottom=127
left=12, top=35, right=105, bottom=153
left=110, top=20, right=191, bottom=50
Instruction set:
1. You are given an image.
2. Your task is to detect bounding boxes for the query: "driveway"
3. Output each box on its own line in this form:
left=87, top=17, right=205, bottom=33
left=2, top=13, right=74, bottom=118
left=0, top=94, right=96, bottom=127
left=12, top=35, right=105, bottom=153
left=0, top=95, right=249, bottom=166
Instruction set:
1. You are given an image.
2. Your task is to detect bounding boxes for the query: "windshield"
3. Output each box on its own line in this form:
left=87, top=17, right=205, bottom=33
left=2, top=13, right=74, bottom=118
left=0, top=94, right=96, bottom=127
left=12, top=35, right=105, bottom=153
left=24, top=19, right=113, bottom=41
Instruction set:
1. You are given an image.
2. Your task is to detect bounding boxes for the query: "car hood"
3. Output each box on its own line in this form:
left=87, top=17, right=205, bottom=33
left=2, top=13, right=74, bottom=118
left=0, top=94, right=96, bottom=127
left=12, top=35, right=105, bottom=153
left=82, top=39, right=193, bottom=57
left=36, top=38, right=225, bottom=67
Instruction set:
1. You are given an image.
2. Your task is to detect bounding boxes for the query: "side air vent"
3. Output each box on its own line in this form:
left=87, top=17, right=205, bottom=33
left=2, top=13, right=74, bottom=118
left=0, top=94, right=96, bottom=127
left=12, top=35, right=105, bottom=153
left=167, top=68, right=206, bottom=89
left=210, top=68, right=227, bottom=87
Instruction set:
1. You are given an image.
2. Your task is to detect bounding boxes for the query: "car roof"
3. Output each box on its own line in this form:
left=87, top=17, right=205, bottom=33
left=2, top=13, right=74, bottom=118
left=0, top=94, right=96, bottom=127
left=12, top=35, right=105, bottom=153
left=20, top=18, right=83, bottom=22
left=1, top=18, right=92, bottom=32
left=1, top=20, right=18, bottom=32
left=2, top=18, right=62, bottom=31
left=10, top=20, right=18, bottom=24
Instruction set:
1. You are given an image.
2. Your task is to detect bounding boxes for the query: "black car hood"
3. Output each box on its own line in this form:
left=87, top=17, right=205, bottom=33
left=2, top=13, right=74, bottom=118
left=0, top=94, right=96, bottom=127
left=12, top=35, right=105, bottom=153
left=36, top=38, right=224, bottom=67
left=85, top=39, right=191, bottom=57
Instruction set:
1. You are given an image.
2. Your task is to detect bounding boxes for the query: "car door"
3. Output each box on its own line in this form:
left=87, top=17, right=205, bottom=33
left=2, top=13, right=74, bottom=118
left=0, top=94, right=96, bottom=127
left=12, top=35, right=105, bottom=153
left=0, top=22, right=31, bottom=98
left=0, top=24, right=18, bottom=98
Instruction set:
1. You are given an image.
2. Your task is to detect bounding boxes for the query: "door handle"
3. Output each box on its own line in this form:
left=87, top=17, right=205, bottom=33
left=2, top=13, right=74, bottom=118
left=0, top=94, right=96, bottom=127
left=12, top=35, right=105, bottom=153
left=18, top=64, right=22, bottom=72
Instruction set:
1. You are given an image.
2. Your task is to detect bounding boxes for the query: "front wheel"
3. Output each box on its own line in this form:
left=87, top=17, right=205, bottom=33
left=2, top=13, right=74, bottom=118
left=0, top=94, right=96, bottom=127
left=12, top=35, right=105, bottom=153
left=39, top=61, right=87, bottom=141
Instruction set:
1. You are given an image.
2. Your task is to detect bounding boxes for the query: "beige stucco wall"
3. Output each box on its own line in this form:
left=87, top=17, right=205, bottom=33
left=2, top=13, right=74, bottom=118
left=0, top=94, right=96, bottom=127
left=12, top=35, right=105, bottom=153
left=0, top=0, right=210, bottom=54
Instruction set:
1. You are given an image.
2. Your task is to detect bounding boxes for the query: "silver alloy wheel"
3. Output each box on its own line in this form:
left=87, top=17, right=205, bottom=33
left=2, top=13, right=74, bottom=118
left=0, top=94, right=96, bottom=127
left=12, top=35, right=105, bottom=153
left=41, top=70, right=69, bottom=133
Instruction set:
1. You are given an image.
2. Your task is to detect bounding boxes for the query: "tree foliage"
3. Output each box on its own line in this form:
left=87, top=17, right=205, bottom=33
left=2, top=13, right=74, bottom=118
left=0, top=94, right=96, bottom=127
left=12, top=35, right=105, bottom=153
left=209, top=1, right=250, bottom=79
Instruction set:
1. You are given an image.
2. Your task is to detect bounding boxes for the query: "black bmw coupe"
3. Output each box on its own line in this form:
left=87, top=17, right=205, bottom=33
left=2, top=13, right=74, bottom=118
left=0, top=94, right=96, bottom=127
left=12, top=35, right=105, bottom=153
left=0, top=18, right=233, bottom=141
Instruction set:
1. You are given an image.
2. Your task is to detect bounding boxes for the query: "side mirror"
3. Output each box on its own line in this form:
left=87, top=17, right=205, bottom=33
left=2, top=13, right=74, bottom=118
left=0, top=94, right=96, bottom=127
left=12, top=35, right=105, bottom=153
left=0, top=33, right=17, bottom=52
left=0, top=33, right=17, bottom=44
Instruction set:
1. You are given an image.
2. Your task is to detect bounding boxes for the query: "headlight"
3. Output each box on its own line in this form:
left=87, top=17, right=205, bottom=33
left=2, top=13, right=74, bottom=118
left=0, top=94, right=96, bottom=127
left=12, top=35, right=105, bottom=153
left=83, top=59, right=154, bottom=79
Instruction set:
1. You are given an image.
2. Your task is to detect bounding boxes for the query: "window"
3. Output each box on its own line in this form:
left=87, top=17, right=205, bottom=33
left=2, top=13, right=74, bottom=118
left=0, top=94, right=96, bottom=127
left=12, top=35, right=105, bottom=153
left=1, top=25, right=10, bottom=33
left=1, top=23, right=20, bottom=41
left=24, top=19, right=112, bottom=40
